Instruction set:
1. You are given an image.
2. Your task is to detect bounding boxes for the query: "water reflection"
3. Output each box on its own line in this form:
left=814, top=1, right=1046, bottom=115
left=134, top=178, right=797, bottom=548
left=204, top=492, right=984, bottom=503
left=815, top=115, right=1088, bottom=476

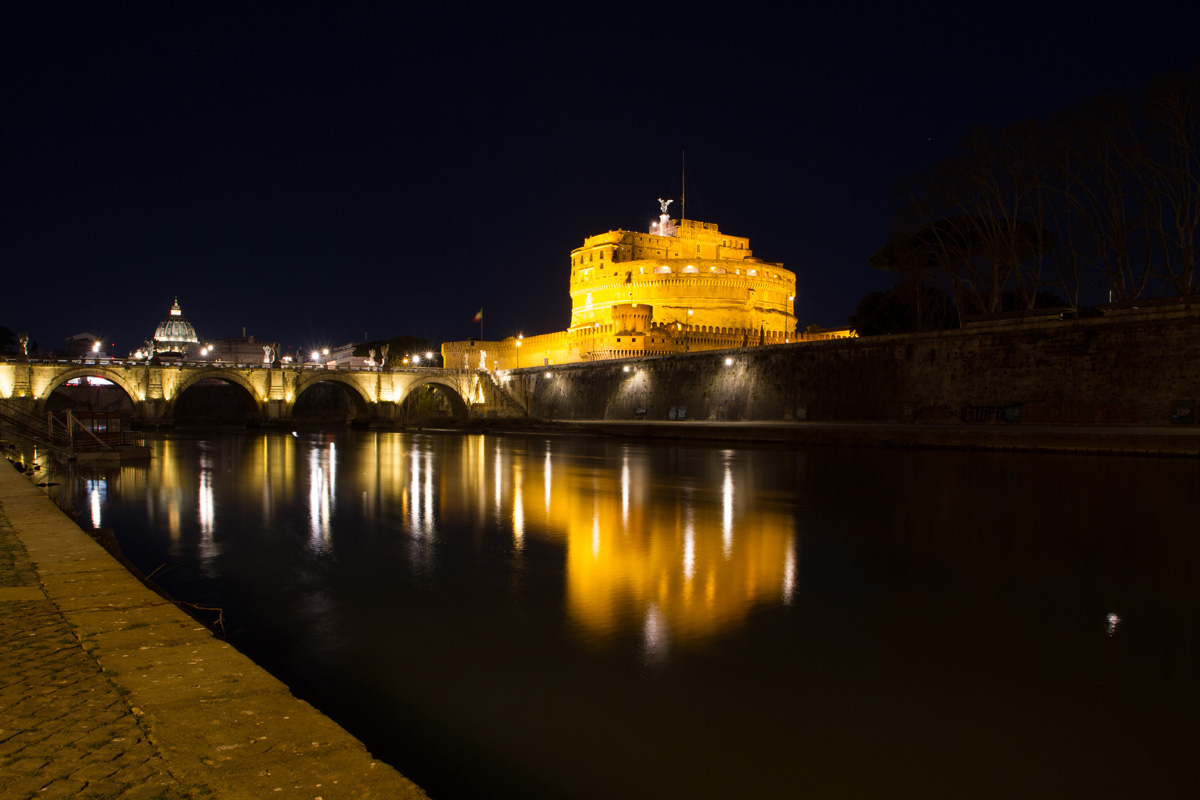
left=308, top=441, right=334, bottom=552
left=85, top=477, right=104, bottom=528
left=73, top=431, right=797, bottom=655
left=38, top=430, right=1200, bottom=799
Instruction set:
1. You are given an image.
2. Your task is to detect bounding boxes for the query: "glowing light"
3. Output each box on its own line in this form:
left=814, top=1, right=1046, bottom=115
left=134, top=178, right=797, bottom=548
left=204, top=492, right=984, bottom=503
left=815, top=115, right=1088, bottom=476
left=311, top=351, right=320, bottom=362
left=545, top=372, right=552, bottom=379
left=623, top=365, right=630, bottom=373
left=724, top=357, right=733, bottom=366
left=91, top=341, right=100, bottom=353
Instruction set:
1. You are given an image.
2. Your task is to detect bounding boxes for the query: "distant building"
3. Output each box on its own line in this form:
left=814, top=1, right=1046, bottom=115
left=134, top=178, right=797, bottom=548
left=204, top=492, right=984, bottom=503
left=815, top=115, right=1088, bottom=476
left=326, top=343, right=373, bottom=369
left=443, top=201, right=853, bottom=371
left=65, top=333, right=104, bottom=359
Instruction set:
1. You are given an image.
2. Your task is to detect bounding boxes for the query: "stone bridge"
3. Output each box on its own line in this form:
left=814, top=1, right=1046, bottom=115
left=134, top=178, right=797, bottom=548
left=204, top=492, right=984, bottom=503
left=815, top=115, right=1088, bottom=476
left=0, top=358, right=503, bottom=424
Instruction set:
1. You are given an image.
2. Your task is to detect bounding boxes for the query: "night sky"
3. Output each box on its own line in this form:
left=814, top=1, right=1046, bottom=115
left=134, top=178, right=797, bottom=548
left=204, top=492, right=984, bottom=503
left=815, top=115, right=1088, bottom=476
left=4, top=4, right=1198, bottom=358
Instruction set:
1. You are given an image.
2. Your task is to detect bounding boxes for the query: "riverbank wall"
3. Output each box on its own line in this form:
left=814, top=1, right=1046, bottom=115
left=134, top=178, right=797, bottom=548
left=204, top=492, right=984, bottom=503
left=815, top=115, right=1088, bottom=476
left=503, top=304, right=1200, bottom=427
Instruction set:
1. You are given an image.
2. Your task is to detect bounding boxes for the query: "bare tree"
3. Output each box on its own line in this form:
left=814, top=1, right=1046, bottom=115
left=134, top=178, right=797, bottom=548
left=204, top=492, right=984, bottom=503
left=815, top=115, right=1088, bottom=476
left=1140, top=67, right=1200, bottom=296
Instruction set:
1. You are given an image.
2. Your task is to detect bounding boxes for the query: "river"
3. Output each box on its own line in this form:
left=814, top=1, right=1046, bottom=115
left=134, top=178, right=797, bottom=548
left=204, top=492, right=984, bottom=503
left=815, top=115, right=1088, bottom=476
left=39, top=429, right=1200, bottom=798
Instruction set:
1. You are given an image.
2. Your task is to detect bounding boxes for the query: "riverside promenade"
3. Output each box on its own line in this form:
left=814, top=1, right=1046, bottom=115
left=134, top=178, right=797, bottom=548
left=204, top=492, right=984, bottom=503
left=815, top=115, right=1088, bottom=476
left=0, top=461, right=427, bottom=800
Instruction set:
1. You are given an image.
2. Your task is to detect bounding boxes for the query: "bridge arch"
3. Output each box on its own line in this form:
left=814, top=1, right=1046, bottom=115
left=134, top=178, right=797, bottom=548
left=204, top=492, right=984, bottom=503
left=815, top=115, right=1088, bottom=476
left=171, top=369, right=262, bottom=405
left=168, top=369, right=265, bottom=423
left=397, top=376, right=470, bottom=420
left=33, top=366, right=142, bottom=415
left=290, top=371, right=373, bottom=421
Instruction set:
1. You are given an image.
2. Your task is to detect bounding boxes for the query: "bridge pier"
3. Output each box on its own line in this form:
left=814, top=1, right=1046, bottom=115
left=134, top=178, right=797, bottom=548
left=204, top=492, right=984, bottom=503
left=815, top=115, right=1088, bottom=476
left=134, top=399, right=171, bottom=429
left=264, top=398, right=285, bottom=420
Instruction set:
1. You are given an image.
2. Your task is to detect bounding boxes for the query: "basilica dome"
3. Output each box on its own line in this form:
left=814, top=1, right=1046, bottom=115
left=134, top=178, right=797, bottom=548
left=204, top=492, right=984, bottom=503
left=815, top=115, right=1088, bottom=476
left=153, top=298, right=200, bottom=355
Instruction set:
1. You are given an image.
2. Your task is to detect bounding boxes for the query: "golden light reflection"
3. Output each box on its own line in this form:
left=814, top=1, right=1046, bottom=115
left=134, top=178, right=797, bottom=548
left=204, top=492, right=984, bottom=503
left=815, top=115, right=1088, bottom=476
left=198, top=462, right=214, bottom=537
left=125, top=432, right=796, bottom=654
left=512, top=461, right=524, bottom=551
left=309, top=442, right=335, bottom=550
left=488, top=442, right=798, bottom=651
left=621, top=455, right=630, bottom=524
left=722, top=463, right=733, bottom=558
left=87, top=478, right=103, bottom=529
left=543, top=447, right=552, bottom=514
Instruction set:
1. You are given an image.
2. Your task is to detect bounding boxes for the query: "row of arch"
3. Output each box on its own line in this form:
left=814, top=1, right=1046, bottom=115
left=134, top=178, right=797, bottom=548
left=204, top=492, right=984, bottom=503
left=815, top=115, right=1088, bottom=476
left=28, top=367, right=471, bottom=422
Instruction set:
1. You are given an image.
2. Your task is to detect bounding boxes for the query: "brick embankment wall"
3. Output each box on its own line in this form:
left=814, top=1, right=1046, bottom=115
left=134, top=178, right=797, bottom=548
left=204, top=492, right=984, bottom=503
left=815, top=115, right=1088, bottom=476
left=504, top=307, right=1200, bottom=426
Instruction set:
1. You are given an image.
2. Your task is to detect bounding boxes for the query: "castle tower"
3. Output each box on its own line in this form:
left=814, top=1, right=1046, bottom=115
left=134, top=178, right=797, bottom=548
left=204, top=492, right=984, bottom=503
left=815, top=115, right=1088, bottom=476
left=567, top=202, right=797, bottom=338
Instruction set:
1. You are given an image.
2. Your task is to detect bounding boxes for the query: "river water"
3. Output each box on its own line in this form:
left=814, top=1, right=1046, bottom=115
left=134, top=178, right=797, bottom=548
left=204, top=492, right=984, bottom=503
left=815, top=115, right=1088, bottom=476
left=39, top=429, right=1200, bottom=798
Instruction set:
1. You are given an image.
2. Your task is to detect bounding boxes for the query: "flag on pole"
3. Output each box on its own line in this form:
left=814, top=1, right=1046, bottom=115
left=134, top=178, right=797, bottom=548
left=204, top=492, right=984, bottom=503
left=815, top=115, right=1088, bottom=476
left=473, top=309, right=483, bottom=322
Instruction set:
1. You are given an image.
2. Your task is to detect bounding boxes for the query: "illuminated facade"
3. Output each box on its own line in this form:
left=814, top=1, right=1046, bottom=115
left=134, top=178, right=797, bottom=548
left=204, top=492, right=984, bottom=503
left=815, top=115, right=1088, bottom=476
left=443, top=203, right=852, bottom=371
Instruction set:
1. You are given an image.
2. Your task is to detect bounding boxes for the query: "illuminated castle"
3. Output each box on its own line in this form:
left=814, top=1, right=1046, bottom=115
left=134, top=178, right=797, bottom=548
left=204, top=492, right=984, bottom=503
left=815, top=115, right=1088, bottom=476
left=443, top=201, right=851, bottom=371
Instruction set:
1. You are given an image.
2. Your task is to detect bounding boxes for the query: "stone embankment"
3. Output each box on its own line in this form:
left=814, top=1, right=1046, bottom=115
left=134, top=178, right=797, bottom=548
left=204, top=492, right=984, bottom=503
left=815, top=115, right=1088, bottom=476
left=0, top=459, right=427, bottom=800
left=500, top=303, right=1200, bottom=429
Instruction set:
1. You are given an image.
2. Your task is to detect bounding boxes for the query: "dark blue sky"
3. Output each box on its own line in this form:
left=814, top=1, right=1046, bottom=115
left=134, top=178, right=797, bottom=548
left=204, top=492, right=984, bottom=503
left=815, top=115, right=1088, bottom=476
left=3, top=3, right=1198, bottom=356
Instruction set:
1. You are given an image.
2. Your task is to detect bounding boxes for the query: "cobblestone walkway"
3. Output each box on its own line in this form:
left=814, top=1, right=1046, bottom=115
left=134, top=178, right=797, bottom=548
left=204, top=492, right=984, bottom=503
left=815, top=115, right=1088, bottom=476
left=0, top=504, right=203, bottom=800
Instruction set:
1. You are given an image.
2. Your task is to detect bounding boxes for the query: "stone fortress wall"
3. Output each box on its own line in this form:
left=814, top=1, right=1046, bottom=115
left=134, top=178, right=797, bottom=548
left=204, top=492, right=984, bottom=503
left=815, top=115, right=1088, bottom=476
left=500, top=304, right=1200, bottom=426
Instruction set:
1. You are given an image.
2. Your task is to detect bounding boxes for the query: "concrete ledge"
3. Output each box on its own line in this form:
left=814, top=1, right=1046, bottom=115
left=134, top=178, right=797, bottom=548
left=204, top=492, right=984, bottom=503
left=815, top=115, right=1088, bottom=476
left=0, top=461, right=429, bottom=799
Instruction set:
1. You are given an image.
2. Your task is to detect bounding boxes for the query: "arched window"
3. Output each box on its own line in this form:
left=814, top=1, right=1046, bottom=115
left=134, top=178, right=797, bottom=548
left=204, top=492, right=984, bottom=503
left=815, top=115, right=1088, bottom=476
left=653, top=265, right=672, bottom=274
left=682, top=265, right=699, bottom=274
